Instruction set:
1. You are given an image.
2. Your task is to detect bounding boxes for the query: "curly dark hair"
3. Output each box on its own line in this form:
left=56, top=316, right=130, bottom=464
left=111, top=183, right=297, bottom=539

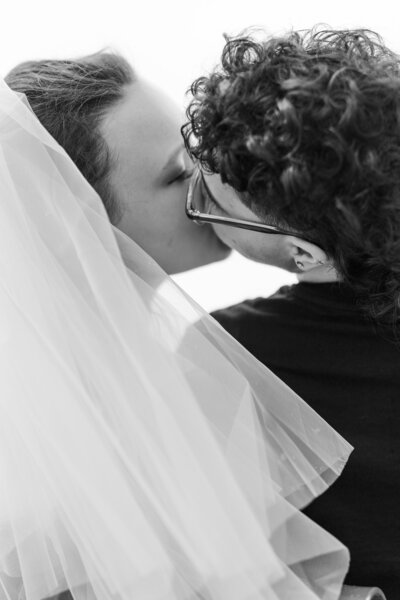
left=5, top=51, right=135, bottom=224
left=182, top=27, right=400, bottom=332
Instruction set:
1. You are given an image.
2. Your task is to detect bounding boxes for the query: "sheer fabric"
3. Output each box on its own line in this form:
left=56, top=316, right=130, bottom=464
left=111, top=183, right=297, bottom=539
left=0, top=80, right=352, bottom=600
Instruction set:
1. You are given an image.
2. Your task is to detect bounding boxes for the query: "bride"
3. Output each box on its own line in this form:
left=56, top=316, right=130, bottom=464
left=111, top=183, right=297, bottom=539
left=0, top=53, right=352, bottom=600
left=4, top=51, right=230, bottom=274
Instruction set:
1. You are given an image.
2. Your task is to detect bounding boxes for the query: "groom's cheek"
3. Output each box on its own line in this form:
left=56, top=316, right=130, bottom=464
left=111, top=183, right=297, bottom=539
left=211, top=224, right=243, bottom=253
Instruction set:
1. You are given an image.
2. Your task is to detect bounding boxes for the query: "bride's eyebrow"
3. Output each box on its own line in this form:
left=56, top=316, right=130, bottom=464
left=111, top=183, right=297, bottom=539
left=161, top=144, right=185, bottom=172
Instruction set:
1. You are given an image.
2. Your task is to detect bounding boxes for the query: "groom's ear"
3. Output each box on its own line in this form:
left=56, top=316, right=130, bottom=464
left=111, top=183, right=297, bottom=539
left=284, top=237, right=330, bottom=272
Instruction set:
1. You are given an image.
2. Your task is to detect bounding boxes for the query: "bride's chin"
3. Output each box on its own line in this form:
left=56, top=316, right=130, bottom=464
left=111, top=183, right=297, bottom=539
left=201, top=225, right=232, bottom=261
left=217, top=239, right=232, bottom=260
left=168, top=227, right=232, bottom=274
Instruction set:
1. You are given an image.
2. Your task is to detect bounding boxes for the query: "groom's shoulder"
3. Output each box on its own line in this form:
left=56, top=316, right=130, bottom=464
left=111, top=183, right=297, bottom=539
left=211, top=284, right=298, bottom=338
left=212, top=284, right=297, bottom=319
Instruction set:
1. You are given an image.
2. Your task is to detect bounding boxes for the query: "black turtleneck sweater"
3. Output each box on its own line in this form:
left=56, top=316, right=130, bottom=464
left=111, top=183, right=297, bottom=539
left=212, top=282, right=400, bottom=599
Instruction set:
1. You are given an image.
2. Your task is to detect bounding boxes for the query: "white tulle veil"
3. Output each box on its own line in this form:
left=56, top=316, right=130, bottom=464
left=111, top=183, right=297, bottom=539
left=0, top=79, right=352, bottom=600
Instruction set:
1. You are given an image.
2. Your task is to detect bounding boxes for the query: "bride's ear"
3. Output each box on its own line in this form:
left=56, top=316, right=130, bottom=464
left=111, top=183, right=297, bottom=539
left=285, top=237, right=330, bottom=272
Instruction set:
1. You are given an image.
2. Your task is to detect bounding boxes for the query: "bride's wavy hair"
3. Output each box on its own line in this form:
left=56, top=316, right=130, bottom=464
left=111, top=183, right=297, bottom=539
left=5, top=51, right=135, bottom=224
left=182, top=27, right=400, bottom=333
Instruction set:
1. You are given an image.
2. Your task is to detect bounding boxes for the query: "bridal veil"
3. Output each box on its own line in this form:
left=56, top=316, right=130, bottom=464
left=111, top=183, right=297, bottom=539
left=0, top=80, right=352, bottom=600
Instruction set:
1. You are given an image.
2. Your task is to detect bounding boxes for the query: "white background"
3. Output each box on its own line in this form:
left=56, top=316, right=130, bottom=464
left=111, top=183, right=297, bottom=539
left=2, top=0, right=399, bottom=311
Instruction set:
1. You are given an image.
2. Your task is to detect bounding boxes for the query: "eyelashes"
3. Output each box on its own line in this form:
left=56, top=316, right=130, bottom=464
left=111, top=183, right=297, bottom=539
left=168, top=168, right=194, bottom=185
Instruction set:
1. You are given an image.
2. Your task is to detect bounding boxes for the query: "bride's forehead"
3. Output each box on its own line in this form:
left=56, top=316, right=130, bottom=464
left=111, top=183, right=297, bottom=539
left=105, top=79, right=181, bottom=137
left=100, top=78, right=184, bottom=164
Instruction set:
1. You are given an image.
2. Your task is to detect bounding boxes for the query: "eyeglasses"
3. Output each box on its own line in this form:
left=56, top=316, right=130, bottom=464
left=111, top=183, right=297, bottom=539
left=185, top=166, right=316, bottom=244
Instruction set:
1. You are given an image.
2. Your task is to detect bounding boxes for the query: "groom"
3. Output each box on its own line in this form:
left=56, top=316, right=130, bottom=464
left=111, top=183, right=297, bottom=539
left=182, top=28, right=400, bottom=596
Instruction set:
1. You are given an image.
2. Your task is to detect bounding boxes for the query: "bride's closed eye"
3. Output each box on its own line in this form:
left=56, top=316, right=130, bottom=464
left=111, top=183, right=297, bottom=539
left=167, top=168, right=194, bottom=185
